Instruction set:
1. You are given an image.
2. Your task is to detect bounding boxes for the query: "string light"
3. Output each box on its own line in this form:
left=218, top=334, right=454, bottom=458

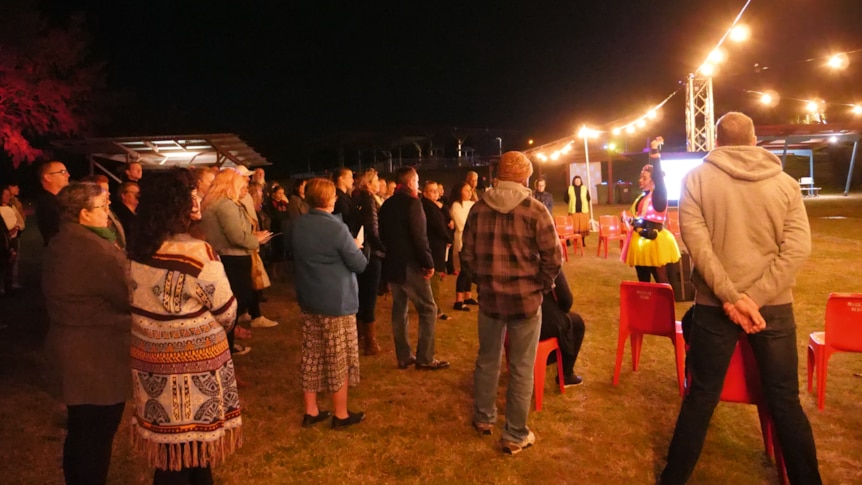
left=826, top=53, right=850, bottom=70
left=729, top=24, right=750, bottom=42
left=852, top=105, right=862, bottom=116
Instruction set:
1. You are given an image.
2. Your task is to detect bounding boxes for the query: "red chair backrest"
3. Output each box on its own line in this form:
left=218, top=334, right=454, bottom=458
left=620, top=282, right=677, bottom=337
left=555, top=215, right=574, bottom=236
left=599, top=215, right=620, bottom=237
left=825, top=293, right=862, bottom=352
left=719, top=336, right=764, bottom=403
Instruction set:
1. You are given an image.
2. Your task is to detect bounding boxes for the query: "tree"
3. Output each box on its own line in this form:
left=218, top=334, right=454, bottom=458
left=0, top=1, right=103, bottom=167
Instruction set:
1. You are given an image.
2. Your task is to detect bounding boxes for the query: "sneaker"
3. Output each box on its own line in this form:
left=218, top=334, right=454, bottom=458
left=232, top=343, right=252, bottom=356
left=558, top=374, right=583, bottom=388
left=453, top=302, right=471, bottom=312
left=416, top=359, right=450, bottom=371
left=332, top=410, right=366, bottom=429
left=501, top=430, right=536, bottom=455
left=438, top=313, right=452, bottom=321
left=397, top=356, right=416, bottom=369
left=301, top=411, right=332, bottom=428
left=238, top=313, right=252, bottom=324
left=473, top=421, right=493, bottom=435
left=250, top=316, right=279, bottom=328
left=463, top=298, right=479, bottom=305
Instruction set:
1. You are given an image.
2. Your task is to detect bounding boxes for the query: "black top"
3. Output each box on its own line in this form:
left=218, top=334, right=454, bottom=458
left=420, top=197, right=453, bottom=272
left=379, top=186, right=434, bottom=284
left=35, top=189, right=61, bottom=246
left=353, top=190, right=385, bottom=259
left=112, top=203, right=138, bottom=243
left=333, top=188, right=360, bottom=237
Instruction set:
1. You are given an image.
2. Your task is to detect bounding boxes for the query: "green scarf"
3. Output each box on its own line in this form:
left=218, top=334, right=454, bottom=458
left=82, top=225, right=118, bottom=243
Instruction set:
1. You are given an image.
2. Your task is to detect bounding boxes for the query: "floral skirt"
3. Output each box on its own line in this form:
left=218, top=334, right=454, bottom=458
left=301, top=312, right=360, bottom=393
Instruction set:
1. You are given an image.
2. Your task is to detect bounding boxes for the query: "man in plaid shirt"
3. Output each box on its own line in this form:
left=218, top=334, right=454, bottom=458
left=462, top=151, right=562, bottom=455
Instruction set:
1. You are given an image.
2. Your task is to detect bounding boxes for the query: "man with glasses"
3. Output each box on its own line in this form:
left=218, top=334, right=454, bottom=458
left=36, top=161, right=71, bottom=245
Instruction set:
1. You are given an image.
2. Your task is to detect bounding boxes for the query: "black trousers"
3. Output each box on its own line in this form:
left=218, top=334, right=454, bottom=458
left=221, top=255, right=253, bottom=353
left=153, top=465, right=213, bottom=485
left=356, top=255, right=382, bottom=323
left=64, top=402, right=125, bottom=485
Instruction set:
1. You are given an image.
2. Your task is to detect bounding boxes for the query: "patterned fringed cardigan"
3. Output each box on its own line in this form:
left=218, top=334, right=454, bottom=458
left=129, top=234, right=241, bottom=471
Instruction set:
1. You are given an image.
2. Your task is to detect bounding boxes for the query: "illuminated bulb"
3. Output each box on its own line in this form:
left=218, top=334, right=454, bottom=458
left=636, top=119, right=646, bottom=128
left=608, top=142, right=616, bottom=151
left=561, top=144, right=572, bottom=154
left=528, top=139, right=534, bottom=145
left=646, top=110, right=657, bottom=119
left=550, top=151, right=560, bottom=161
left=699, top=63, right=716, bottom=76
left=852, top=105, right=862, bottom=115
left=729, top=24, right=750, bottom=42
left=760, top=93, right=773, bottom=105
left=626, top=125, right=635, bottom=134
left=827, top=53, right=849, bottom=70
left=612, top=127, right=621, bottom=135
left=806, top=101, right=819, bottom=113
left=829, top=136, right=838, bottom=143
left=707, top=48, right=726, bottom=64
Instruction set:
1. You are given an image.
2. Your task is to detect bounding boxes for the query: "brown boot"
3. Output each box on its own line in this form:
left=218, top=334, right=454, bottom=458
left=364, top=321, right=380, bottom=356
left=356, top=319, right=365, bottom=351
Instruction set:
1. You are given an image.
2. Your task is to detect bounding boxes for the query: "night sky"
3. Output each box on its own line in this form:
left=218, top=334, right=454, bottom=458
left=38, top=0, right=862, bottom=172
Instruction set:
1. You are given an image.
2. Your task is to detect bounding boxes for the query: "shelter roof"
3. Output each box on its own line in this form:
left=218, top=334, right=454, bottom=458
left=52, top=133, right=269, bottom=168
left=755, top=122, right=862, bottom=151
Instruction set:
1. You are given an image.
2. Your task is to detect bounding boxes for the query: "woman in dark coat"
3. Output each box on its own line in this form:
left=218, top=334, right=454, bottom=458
left=43, top=182, right=131, bottom=485
left=352, top=168, right=386, bottom=355
left=539, top=271, right=586, bottom=387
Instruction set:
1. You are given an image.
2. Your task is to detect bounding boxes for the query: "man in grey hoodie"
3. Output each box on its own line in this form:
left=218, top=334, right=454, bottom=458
left=660, top=112, right=820, bottom=484
left=462, top=151, right=562, bottom=455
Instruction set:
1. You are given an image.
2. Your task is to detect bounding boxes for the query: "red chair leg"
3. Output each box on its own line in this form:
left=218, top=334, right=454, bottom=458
left=534, top=356, right=547, bottom=412
left=806, top=346, right=815, bottom=393
left=630, top=333, right=644, bottom=371
left=673, top=336, right=686, bottom=396
left=554, top=347, right=566, bottom=395
left=613, top=328, right=630, bottom=385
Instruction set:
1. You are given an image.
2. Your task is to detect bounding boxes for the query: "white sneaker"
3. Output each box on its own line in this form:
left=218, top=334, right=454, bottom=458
left=501, top=430, right=536, bottom=455
left=232, top=344, right=252, bottom=356
left=250, top=316, right=279, bottom=328
left=238, top=313, right=252, bottom=324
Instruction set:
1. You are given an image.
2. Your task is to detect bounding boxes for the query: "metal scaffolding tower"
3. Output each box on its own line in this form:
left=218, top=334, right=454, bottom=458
left=685, top=75, right=715, bottom=152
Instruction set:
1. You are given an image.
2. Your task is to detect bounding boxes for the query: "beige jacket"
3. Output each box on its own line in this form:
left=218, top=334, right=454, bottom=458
left=680, top=145, right=811, bottom=307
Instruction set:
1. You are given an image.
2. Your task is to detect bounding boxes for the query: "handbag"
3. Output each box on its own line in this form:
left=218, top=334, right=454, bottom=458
left=250, top=250, right=271, bottom=290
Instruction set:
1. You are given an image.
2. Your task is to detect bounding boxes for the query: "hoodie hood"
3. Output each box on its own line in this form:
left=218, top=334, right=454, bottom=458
left=482, top=180, right=531, bottom=214
left=703, top=146, right=783, bottom=182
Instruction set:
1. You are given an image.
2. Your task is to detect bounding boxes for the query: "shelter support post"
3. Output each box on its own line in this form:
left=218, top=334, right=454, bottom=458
left=845, top=140, right=858, bottom=196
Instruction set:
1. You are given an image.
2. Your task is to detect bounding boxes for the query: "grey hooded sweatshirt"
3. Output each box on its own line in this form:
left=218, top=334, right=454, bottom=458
left=679, top=145, right=811, bottom=307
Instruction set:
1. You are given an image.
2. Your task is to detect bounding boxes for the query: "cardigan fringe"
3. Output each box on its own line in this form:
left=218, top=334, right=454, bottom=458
left=131, top=424, right=243, bottom=471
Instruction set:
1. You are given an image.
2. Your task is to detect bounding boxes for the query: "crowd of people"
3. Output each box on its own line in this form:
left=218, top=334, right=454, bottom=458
left=3, top=109, right=822, bottom=484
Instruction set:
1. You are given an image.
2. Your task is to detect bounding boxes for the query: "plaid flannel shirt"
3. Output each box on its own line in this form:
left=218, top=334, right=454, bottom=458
left=461, top=183, right=562, bottom=320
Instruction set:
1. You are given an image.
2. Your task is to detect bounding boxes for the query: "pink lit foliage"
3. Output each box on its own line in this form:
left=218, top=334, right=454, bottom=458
left=0, top=3, right=104, bottom=167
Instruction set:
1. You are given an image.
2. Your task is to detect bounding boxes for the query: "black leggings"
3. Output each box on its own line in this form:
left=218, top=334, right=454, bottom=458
left=153, top=465, right=213, bottom=485
left=456, top=252, right=473, bottom=293
left=64, top=402, right=125, bottom=485
left=221, top=255, right=253, bottom=352
left=356, top=255, right=382, bottom=323
left=636, top=265, right=669, bottom=284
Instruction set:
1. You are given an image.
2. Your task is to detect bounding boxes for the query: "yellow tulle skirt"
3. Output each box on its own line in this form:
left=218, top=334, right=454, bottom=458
left=622, top=229, right=681, bottom=267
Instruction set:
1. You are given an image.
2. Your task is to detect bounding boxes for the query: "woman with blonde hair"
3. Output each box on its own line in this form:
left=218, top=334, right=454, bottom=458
left=290, top=177, right=367, bottom=428
left=351, top=168, right=386, bottom=355
left=201, top=169, right=275, bottom=357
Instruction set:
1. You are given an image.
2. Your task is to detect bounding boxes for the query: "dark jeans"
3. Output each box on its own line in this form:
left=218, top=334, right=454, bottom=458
left=455, top=252, right=473, bottom=293
left=64, top=402, right=125, bottom=485
left=660, top=304, right=821, bottom=485
left=221, top=255, right=253, bottom=353
left=357, top=255, right=382, bottom=323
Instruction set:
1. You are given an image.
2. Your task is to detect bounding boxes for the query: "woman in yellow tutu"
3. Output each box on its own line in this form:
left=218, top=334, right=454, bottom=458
left=620, top=136, right=680, bottom=283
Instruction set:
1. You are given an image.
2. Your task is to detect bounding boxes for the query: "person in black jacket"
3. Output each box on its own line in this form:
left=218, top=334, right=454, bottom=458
left=540, top=271, right=585, bottom=387
left=36, top=160, right=71, bottom=245
left=352, top=168, right=386, bottom=355
left=332, top=167, right=359, bottom=237
left=379, top=167, right=448, bottom=371
left=420, top=180, right=454, bottom=321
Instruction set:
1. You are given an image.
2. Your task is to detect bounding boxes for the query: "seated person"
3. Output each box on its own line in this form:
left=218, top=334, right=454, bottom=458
left=540, top=271, right=586, bottom=387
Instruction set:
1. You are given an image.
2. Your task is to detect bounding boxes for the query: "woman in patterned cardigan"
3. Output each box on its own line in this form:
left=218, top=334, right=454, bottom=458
left=127, top=169, right=241, bottom=484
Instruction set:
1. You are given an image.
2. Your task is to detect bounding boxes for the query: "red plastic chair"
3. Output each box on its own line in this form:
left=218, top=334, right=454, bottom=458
left=554, top=216, right=583, bottom=261
left=686, top=336, right=787, bottom=484
left=505, top=336, right=566, bottom=411
left=613, top=282, right=686, bottom=396
left=806, top=292, right=862, bottom=410
left=596, top=214, right=625, bottom=258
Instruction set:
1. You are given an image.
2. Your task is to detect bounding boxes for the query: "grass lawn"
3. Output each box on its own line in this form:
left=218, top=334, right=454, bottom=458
left=1, top=194, right=860, bottom=484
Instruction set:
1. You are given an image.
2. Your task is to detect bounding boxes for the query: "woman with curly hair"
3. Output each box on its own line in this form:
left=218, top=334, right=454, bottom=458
left=127, top=169, right=242, bottom=484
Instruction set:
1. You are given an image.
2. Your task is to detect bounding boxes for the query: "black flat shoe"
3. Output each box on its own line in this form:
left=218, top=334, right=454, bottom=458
left=398, top=356, right=416, bottom=369
left=416, top=359, right=450, bottom=371
left=463, top=298, right=479, bottom=305
left=301, top=411, right=332, bottom=428
left=453, top=302, right=471, bottom=311
left=332, top=410, right=366, bottom=429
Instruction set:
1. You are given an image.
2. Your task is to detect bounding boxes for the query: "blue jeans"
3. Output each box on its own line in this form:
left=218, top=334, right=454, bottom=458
left=661, top=304, right=821, bottom=484
left=390, top=265, right=438, bottom=364
left=473, top=309, right=541, bottom=443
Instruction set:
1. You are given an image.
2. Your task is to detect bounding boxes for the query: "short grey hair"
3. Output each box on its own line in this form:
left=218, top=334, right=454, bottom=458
left=57, top=182, right=103, bottom=223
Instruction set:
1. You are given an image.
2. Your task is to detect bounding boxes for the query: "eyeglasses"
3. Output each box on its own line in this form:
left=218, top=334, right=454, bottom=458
left=48, top=169, right=69, bottom=176
left=91, top=203, right=109, bottom=211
